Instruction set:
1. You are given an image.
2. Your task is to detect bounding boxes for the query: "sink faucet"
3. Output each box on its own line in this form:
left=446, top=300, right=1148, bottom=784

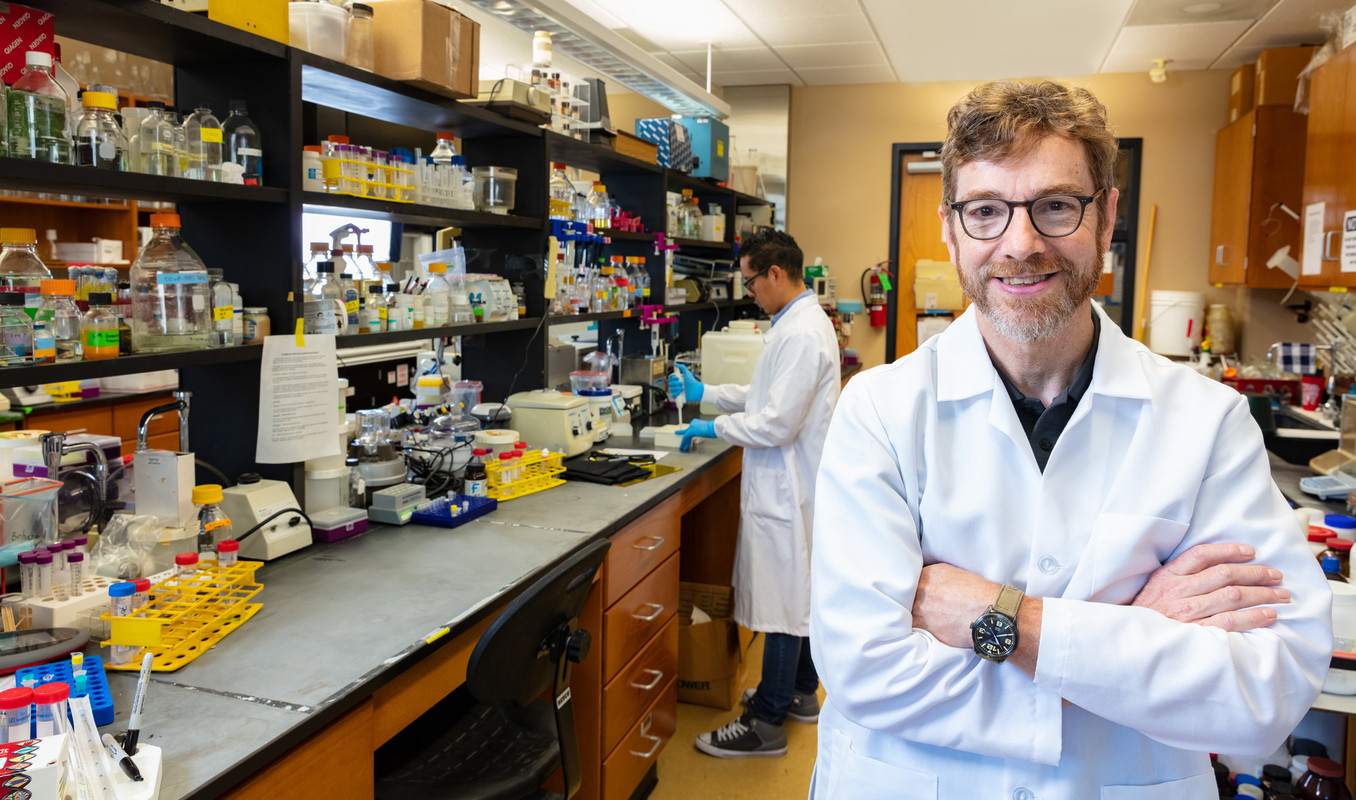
left=40, top=432, right=108, bottom=508
left=137, top=390, right=191, bottom=452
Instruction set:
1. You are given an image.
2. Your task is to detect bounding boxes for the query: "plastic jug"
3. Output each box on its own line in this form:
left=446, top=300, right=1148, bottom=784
left=700, top=320, right=764, bottom=415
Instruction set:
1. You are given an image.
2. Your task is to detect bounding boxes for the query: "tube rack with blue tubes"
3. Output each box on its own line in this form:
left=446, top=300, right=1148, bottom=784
left=409, top=495, right=498, bottom=529
left=550, top=219, right=604, bottom=245
left=15, top=653, right=114, bottom=727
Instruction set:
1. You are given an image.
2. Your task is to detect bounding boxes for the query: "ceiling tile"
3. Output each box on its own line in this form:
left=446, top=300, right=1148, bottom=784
left=862, top=0, right=1137, bottom=82
left=669, top=47, right=788, bottom=73
left=749, top=13, right=877, bottom=46
left=712, top=67, right=805, bottom=87
left=721, top=0, right=865, bottom=18
left=1211, top=0, right=1344, bottom=67
left=1126, top=0, right=1278, bottom=25
left=795, top=64, right=898, bottom=85
left=584, top=0, right=762, bottom=48
left=775, top=42, right=888, bottom=69
left=1099, top=20, right=1253, bottom=72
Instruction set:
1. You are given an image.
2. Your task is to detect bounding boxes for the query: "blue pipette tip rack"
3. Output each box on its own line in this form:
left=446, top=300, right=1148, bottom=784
left=16, top=654, right=113, bottom=726
left=409, top=494, right=498, bottom=529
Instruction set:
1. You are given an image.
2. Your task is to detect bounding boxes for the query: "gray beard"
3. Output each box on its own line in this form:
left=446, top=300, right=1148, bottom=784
left=960, top=249, right=1103, bottom=343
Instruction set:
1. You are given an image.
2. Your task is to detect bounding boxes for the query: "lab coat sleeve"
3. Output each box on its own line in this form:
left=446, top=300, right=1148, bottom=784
left=811, top=376, right=1066, bottom=765
left=1035, top=399, right=1332, bottom=757
left=702, top=382, right=750, bottom=414
left=713, top=332, right=833, bottom=449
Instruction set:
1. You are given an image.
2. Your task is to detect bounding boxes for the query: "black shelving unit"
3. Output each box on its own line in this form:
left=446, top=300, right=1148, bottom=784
left=302, top=193, right=542, bottom=230
left=0, top=345, right=263, bottom=384
left=335, top=317, right=540, bottom=348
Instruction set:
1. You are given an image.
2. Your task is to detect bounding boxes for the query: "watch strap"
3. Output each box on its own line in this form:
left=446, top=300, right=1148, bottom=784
left=993, top=584, right=1024, bottom=619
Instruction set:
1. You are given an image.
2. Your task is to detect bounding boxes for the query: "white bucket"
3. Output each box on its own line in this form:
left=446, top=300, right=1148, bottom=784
left=1148, top=290, right=1204, bottom=357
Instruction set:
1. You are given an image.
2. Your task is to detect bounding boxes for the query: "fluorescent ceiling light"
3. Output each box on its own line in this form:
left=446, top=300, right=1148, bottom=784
left=464, top=0, right=733, bottom=118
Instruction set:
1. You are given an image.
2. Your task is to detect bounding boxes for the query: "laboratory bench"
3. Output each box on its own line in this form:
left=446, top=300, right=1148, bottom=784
left=88, top=436, right=742, bottom=800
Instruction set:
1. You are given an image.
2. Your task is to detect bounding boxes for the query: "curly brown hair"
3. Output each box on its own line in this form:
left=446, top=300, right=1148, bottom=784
left=941, top=80, right=1118, bottom=234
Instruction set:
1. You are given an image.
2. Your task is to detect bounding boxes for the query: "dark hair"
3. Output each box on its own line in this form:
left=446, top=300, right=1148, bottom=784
left=742, top=230, right=803, bottom=283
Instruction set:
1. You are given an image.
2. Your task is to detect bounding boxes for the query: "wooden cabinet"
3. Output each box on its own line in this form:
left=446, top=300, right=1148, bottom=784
left=1298, top=46, right=1356, bottom=288
left=1209, top=106, right=1308, bottom=287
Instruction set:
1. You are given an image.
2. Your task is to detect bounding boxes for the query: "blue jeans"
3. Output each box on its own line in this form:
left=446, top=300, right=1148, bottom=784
left=746, top=633, right=818, bottom=725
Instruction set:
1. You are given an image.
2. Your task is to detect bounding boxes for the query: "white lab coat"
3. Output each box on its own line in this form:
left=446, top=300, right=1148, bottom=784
left=809, top=305, right=1332, bottom=800
left=706, top=294, right=840, bottom=636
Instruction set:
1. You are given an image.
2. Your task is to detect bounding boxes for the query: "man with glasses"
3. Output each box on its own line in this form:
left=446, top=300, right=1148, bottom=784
left=808, top=80, right=1330, bottom=798
left=668, top=229, right=840, bottom=758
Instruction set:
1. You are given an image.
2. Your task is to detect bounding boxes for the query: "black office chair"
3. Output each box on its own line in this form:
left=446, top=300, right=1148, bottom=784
left=376, top=538, right=609, bottom=800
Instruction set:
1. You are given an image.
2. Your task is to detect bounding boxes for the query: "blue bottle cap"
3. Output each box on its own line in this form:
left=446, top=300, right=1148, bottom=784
left=1323, top=556, right=1342, bottom=573
left=108, top=582, right=135, bottom=598
left=1235, top=773, right=1261, bottom=787
left=1325, top=514, right=1356, bottom=529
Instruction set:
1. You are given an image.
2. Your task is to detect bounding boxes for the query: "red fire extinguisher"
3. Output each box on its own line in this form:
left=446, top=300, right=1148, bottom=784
left=866, top=264, right=891, bottom=327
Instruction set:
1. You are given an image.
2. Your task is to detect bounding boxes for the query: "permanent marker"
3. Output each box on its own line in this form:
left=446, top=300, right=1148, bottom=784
left=102, top=733, right=142, bottom=782
left=123, top=652, right=153, bottom=755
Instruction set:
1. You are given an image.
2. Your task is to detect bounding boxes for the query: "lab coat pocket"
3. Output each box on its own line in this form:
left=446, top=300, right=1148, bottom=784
left=1082, top=513, right=1189, bottom=605
left=1100, top=770, right=1217, bottom=799
left=825, top=730, right=938, bottom=799
left=745, top=467, right=794, bottom=527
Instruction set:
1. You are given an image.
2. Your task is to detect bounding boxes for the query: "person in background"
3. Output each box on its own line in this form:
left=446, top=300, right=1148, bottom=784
left=808, top=79, right=1331, bottom=798
left=669, top=229, right=841, bottom=758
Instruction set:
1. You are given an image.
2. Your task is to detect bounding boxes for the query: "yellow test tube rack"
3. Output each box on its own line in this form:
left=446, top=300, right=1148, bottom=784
left=485, top=450, right=566, bottom=501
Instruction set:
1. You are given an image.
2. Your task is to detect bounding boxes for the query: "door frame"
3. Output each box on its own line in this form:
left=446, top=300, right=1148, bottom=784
left=886, top=142, right=943, bottom=364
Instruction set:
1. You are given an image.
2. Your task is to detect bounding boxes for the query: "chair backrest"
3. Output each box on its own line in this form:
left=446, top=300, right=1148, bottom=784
left=467, top=538, right=609, bottom=706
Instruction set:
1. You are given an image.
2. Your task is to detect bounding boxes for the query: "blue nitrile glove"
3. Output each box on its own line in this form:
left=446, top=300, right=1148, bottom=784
left=678, top=419, right=717, bottom=452
left=668, top=364, right=704, bottom=402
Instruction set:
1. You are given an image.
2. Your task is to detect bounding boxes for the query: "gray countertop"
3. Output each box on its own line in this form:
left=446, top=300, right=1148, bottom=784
left=88, top=433, right=739, bottom=800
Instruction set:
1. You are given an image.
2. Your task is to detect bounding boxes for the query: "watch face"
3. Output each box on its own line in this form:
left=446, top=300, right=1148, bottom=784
left=971, top=612, right=1017, bottom=660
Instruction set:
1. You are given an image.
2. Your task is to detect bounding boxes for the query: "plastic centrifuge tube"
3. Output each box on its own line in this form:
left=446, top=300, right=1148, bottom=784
left=499, top=452, right=514, bottom=485
left=17, top=551, right=36, bottom=598
left=133, top=578, right=151, bottom=612
left=108, top=582, right=137, bottom=666
left=52, top=541, right=66, bottom=570
left=0, top=688, right=33, bottom=743
left=67, top=552, right=84, bottom=597
left=175, top=552, right=198, bottom=578
left=32, top=682, right=70, bottom=737
left=217, top=539, right=239, bottom=568
left=71, top=652, right=86, bottom=694
left=34, top=551, right=52, bottom=597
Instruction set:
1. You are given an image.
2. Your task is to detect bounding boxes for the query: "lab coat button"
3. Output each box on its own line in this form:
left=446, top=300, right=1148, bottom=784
left=1013, top=788, right=1035, bottom=800
left=1037, top=555, right=1060, bottom=574
left=1038, top=438, right=1053, bottom=451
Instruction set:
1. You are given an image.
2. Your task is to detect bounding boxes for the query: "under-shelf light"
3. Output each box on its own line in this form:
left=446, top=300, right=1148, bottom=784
left=463, top=0, right=732, bottom=119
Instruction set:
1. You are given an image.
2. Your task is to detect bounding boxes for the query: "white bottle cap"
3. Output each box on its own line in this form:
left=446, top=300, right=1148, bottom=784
left=25, top=51, right=52, bottom=69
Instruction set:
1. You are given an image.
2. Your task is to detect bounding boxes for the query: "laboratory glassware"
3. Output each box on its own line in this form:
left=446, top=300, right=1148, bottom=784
left=7, top=51, right=70, bottom=163
left=221, top=100, right=262, bottom=183
left=0, top=293, right=34, bottom=366
left=0, top=227, right=52, bottom=312
left=81, top=292, right=119, bottom=360
left=73, top=90, right=126, bottom=170
left=183, top=104, right=223, bottom=181
left=130, top=213, right=211, bottom=352
left=34, top=279, right=81, bottom=363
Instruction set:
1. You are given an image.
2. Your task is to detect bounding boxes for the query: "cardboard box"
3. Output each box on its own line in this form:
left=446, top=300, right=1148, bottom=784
left=914, top=258, right=964, bottom=311
left=1255, top=46, right=1316, bottom=107
left=678, top=582, right=749, bottom=710
left=0, top=735, right=70, bottom=800
left=1229, top=63, right=1255, bottom=122
left=675, top=116, right=730, bottom=182
left=613, top=130, right=658, bottom=164
left=209, top=0, right=288, bottom=44
left=369, top=0, right=479, bottom=100
left=0, top=2, right=55, bottom=87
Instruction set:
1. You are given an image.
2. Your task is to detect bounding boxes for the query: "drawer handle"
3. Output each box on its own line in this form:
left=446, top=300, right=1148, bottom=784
left=632, top=602, right=665, bottom=621
left=630, top=732, right=663, bottom=759
left=1325, top=230, right=1341, bottom=262
left=630, top=668, right=664, bottom=691
left=632, top=535, right=666, bottom=551
left=1215, top=244, right=1227, bottom=266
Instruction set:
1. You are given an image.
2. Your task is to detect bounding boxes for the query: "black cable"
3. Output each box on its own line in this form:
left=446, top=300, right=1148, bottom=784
left=195, top=458, right=232, bottom=488
left=505, top=310, right=549, bottom=399
left=237, top=508, right=313, bottom=542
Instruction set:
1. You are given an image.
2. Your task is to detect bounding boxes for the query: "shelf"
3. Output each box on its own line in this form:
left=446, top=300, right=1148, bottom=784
left=335, top=318, right=543, bottom=348
left=664, top=299, right=757, bottom=313
left=0, top=344, right=263, bottom=384
left=547, top=309, right=649, bottom=324
left=299, top=53, right=541, bottom=139
left=0, top=196, right=135, bottom=212
left=302, top=194, right=542, bottom=230
left=544, top=132, right=662, bottom=176
left=673, top=237, right=733, bottom=252
left=601, top=230, right=656, bottom=243
left=731, top=189, right=772, bottom=207
left=0, top=159, right=288, bottom=205
left=42, top=0, right=285, bottom=64
left=665, top=171, right=732, bottom=198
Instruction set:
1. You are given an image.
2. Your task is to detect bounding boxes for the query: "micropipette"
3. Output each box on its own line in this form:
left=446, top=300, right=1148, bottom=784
left=671, top=369, right=683, bottom=425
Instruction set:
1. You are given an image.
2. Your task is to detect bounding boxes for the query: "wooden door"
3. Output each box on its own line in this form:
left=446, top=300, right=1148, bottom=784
left=1209, top=112, right=1254, bottom=286
left=1299, top=46, right=1352, bottom=288
left=1245, top=106, right=1309, bottom=288
left=894, top=154, right=953, bottom=358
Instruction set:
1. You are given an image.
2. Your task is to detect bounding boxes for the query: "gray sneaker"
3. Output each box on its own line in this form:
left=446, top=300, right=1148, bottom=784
left=695, top=712, right=788, bottom=759
left=742, top=688, right=820, bottom=723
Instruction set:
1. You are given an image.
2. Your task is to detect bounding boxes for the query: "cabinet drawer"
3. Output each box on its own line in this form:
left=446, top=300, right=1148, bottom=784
left=602, top=679, right=676, bottom=800
left=603, top=554, right=678, bottom=681
left=605, top=496, right=679, bottom=607
left=25, top=406, right=112, bottom=437
left=603, top=616, right=677, bottom=755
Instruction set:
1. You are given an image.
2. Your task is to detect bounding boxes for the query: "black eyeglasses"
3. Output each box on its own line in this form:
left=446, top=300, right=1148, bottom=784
left=948, top=189, right=1105, bottom=241
left=743, top=268, right=771, bottom=293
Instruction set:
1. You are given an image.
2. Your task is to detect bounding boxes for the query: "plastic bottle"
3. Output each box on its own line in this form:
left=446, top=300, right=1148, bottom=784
left=382, top=283, right=402, bottom=331
left=81, top=292, right=119, bottom=360
left=0, top=228, right=52, bottom=315
left=425, top=263, right=452, bottom=328
left=303, top=241, right=329, bottom=286
left=167, top=106, right=188, bottom=176
left=194, top=484, right=232, bottom=561
left=319, top=135, right=348, bottom=192
left=107, top=582, right=136, bottom=666
left=680, top=189, right=701, bottom=238
left=221, top=99, right=262, bottom=184
left=34, top=279, right=81, bottom=363
left=587, top=182, right=611, bottom=231
left=430, top=131, right=456, bottom=165
left=138, top=101, right=178, bottom=176
left=207, top=268, right=235, bottom=348
left=340, top=273, right=360, bottom=330
left=73, top=90, right=126, bottom=169
left=354, top=244, right=380, bottom=283
left=465, top=449, right=488, bottom=497
left=183, top=103, right=223, bottom=181
left=364, top=285, right=384, bottom=333
left=0, top=293, right=34, bottom=366
left=305, top=262, right=342, bottom=335
left=130, top=213, right=211, bottom=352
left=7, top=51, right=70, bottom=163
left=532, top=30, right=552, bottom=68
left=548, top=162, right=575, bottom=221
left=302, top=145, right=323, bottom=191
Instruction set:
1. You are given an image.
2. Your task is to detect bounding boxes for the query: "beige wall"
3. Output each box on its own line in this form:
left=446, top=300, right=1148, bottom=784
left=608, top=92, right=678, bottom=133
left=788, top=70, right=1311, bottom=368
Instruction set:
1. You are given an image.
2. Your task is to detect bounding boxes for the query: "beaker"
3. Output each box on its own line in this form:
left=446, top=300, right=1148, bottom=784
left=570, top=370, right=609, bottom=395
left=450, top=380, right=483, bottom=418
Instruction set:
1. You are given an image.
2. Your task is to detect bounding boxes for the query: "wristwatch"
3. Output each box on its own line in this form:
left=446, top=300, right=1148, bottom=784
left=970, top=584, right=1024, bottom=663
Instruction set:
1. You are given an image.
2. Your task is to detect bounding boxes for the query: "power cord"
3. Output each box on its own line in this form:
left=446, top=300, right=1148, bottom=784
left=237, top=508, right=314, bottom=542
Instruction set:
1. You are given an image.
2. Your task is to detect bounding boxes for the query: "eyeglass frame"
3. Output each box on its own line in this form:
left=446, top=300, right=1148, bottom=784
left=742, top=265, right=774, bottom=293
left=947, top=188, right=1107, bottom=241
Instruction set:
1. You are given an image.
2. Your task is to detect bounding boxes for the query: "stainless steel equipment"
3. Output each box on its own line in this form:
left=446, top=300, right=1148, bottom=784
left=136, top=390, right=191, bottom=452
